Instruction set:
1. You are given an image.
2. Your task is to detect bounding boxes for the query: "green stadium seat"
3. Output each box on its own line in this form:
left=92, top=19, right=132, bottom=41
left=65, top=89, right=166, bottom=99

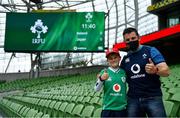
left=70, top=96, right=78, bottom=102
left=171, top=93, right=180, bottom=102
left=46, top=100, right=56, bottom=117
left=48, top=100, right=56, bottom=109
left=163, top=92, right=170, bottom=100
left=89, top=91, right=95, bottom=97
left=59, top=95, right=67, bottom=101
left=58, top=102, right=68, bottom=117
left=52, top=95, right=59, bottom=101
left=51, top=101, right=62, bottom=117
left=48, top=94, right=54, bottom=99
left=164, top=100, right=174, bottom=116
left=1, top=99, right=9, bottom=105
left=98, top=98, right=103, bottom=106
left=168, top=88, right=180, bottom=95
left=34, top=111, right=43, bottom=117
left=41, top=114, right=50, bottom=118
left=89, top=97, right=100, bottom=105
left=169, top=93, right=180, bottom=116
left=45, top=100, right=52, bottom=107
left=64, top=103, right=76, bottom=116
left=22, top=107, right=30, bottom=117
left=43, top=100, right=52, bottom=113
left=25, top=109, right=38, bottom=117
left=82, top=96, right=91, bottom=104
left=164, top=83, right=175, bottom=89
left=34, top=98, right=41, bottom=105
left=37, top=99, right=44, bottom=107
left=17, top=104, right=24, bottom=113
left=6, top=99, right=12, bottom=107
left=76, top=96, right=84, bottom=103
left=75, top=91, right=83, bottom=96
left=10, top=102, right=20, bottom=110
left=93, top=108, right=102, bottom=117
left=53, top=101, right=62, bottom=110
left=83, top=91, right=89, bottom=96
left=19, top=106, right=27, bottom=116
left=94, top=91, right=102, bottom=97
left=72, top=104, right=84, bottom=116
left=161, top=87, right=167, bottom=93
left=81, top=105, right=95, bottom=117
left=66, top=95, right=72, bottom=102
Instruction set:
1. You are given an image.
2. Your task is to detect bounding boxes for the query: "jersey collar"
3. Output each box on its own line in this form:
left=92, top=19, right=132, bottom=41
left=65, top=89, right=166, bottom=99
left=108, top=67, right=120, bottom=73
left=128, top=45, right=143, bottom=54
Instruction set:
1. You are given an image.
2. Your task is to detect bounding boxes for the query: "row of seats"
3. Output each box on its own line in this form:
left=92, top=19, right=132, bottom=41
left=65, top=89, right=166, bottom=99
left=160, top=64, right=180, bottom=116
left=0, top=98, right=50, bottom=117
left=0, top=73, right=96, bottom=93
left=0, top=97, right=102, bottom=117
left=25, top=90, right=103, bottom=98
left=6, top=94, right=102, bottom=108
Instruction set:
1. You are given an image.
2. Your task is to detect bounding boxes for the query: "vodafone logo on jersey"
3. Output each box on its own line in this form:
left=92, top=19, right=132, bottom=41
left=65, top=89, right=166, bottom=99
left=131, top=64, right=140, bottom=74
left=130, top=63, right=146, bottom=79
left=113, top=84, right=121, bottom=92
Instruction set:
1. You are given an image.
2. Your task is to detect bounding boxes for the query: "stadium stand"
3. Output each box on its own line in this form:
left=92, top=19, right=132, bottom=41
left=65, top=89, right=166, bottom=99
left=0, top=65, right=180, bottom=117
left=0, top=72, right=104, bottom=117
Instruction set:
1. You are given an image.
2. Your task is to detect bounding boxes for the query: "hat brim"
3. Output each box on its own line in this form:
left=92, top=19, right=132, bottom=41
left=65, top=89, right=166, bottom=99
left=106, top=52, right=120, bottom=58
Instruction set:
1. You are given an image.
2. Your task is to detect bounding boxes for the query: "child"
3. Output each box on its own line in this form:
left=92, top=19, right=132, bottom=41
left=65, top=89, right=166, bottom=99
left=94, top=48, right=127, bottom=117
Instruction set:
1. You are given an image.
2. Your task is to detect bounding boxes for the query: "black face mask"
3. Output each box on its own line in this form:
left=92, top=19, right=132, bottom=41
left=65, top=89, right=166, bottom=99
left=127, top=40, right=139, bottom=51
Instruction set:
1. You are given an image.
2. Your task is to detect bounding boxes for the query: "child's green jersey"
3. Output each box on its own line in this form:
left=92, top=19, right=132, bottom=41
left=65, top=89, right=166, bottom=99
left=100, top=67, right=127, bottom=110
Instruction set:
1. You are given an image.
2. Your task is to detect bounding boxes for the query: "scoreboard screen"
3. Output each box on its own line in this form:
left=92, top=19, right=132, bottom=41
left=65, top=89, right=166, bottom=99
left=4, top=12, right=105, bottom=52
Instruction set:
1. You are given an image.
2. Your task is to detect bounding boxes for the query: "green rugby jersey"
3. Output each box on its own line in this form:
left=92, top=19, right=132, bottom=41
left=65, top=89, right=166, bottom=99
left=100, top=67, right=127, bottom=110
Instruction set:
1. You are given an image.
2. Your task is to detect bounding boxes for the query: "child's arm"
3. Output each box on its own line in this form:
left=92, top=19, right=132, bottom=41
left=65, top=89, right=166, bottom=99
left=94, top=69, right=108, bottom=92
left=94, top=76, right=104, bottom=92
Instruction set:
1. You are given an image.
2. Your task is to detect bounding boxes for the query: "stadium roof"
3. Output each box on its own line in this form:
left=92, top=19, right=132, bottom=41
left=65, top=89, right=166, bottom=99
left=113, top=24, right=180, bottom=51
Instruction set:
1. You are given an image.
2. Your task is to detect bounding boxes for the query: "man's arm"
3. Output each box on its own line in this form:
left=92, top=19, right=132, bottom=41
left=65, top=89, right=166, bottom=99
left=145, top=58, right=170, bottom=77
left=156, top=62, right=170, bottom=77
left=145, top=47, right=170, bottom=77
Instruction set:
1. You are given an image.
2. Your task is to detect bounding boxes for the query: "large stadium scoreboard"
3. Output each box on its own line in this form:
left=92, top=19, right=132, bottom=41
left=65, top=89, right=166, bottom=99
left=4, top=12, right=105, bottom=52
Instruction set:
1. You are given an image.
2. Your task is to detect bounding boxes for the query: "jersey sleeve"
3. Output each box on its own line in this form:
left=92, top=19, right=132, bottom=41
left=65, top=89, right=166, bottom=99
left=150, top=47, right=165, bottom=65
left=94, top=78, right=104, bottom=92
left=94, top=69, right=105, bottom=92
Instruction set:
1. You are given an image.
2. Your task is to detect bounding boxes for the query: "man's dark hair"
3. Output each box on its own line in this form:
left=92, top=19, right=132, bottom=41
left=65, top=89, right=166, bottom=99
left=123, top=27, right=139, bottom=37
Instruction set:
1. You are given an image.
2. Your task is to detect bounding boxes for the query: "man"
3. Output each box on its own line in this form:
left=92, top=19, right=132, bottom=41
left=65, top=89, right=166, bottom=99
left=120, top=27, right=170, bottom=117
left=94, top=48, right=127, bottom=117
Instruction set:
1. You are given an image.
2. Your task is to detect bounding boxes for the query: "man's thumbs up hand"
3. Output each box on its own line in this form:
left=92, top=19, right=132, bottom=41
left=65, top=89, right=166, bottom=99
left=145, top=58, right=158, bottom=74
left=148, top=58, right=154, bottom=64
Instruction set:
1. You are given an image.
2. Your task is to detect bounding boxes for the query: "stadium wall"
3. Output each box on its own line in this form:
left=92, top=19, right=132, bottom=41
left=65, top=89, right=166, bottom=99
left=0, top=65, right=106, bottom=82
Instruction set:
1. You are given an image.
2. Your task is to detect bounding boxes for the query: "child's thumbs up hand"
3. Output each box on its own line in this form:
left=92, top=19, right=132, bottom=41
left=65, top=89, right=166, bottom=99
left=101, top=69, right=109, bottom=81
left=145, top=58, right=158, bottom=74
